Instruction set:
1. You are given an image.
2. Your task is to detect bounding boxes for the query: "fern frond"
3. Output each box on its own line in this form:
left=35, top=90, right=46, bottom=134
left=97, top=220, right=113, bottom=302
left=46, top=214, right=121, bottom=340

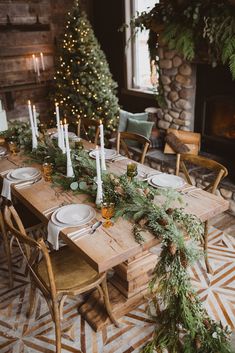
left=162, top=22, right=180, bottom=44
left=221, top=37, right=235, bottom=64
left=175, top=30, right=195, bottom=61
left=229, top=54, right=235, bottom=80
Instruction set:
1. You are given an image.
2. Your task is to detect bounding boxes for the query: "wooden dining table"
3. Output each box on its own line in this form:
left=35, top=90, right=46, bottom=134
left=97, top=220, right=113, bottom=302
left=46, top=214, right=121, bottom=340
left=0, top=140, right=229, bottom=331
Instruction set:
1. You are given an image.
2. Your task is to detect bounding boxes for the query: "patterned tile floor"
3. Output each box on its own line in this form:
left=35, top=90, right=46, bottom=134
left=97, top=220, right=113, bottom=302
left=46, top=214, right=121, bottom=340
left=0, top=216, right=235, bottom=352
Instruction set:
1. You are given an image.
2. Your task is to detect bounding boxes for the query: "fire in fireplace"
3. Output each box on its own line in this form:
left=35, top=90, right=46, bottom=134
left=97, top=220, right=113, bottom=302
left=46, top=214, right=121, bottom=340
left=195, top=64, right=235, bottom=179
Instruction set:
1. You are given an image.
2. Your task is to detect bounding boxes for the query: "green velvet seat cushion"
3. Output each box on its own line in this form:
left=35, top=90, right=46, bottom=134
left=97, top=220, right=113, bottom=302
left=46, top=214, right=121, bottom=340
left=125, top=118, right=154, bottom=147
left=118, top=110, right=148, bottom=132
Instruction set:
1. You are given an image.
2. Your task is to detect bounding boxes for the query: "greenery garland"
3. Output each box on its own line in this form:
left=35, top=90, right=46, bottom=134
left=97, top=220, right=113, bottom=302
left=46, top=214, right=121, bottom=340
left=5, top=123, right=233, bottom=352
left=131, top=0, right=235, bottom=106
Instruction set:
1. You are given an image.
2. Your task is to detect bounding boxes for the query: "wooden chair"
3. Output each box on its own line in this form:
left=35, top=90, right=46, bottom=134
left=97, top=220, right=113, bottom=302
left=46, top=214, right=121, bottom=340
left=177, top=153, right=228, bottom=273
left=79, top=118, right=100, bottom=145
left=116, top=132, right=151, bottom=164
left=3, top=205, right=119, bottom=353
left=164, top=128, right=201, bottom=175
left=0, top=205, right=13, bottom=288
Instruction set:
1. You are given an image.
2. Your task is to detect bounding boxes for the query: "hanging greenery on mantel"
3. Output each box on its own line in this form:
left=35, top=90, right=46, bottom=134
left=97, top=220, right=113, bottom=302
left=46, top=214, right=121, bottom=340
left=132, top=0, right=235, bottom=79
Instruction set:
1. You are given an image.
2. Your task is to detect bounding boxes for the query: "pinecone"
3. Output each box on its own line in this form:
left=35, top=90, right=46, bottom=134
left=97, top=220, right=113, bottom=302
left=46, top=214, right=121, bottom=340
left=158, top=218, right=168, bottom=227
left=195, top=335, right=202, bottom=350
left=138, top=217, right=148, bottom=228
left=144, top=188, right=151, bottom=196
left=203, top=319, right=211, bottom=330
left=168, top=241, right=177, bottom=256
left=166, top=208, right=174, bottom=215
left=179, top=250, right=188, bottom=268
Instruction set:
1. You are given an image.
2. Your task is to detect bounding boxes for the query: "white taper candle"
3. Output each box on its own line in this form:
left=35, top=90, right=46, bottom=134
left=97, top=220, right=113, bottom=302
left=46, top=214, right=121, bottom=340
left=27, top=100, right=38, bottom=149
left=32, top=105, right=39, bottom=137
left=99, top=120, right=106, bottom=171
left=95, top=145, right=103, bottom=206
left=64, top=119, right=74, bottom=177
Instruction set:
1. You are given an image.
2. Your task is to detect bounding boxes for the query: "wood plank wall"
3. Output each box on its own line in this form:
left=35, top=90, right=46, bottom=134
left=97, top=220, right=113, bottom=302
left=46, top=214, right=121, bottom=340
left=0, top=0, right=91, bottom=123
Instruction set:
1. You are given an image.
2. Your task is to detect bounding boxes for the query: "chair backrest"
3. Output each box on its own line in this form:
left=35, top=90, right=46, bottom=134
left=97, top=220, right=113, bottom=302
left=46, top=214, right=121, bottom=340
left=177, top=154, right=228, bottom=194
left=80, top=118, right=100, bottom=145
left=3, top=205, right=57, bottom=298
left=116, top=131, right=151, bottom=164
left=164, top=128, right=201, bottom=156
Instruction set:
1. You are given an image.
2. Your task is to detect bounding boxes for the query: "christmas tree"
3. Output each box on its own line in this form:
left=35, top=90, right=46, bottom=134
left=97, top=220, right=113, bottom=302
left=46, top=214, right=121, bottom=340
left=53, top=1, right=119, bottom=135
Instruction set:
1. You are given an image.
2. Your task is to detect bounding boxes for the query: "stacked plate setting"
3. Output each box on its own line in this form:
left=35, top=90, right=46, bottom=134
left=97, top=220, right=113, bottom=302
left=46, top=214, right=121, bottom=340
left=51, top=132, right=78, bottom=141
left=6, top=167, right=41, bottom=183
left=89, top=148, right=118, bottom=160
left=148, top=173, right=185, bottom=189
left=50, top=204, right=96, bottom=228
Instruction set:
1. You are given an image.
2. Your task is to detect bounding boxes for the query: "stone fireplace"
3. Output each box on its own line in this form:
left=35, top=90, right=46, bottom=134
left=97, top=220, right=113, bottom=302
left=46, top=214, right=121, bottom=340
left=147, top=46, right=235, bottom=214
left=156, top=47, right=235, bottom=172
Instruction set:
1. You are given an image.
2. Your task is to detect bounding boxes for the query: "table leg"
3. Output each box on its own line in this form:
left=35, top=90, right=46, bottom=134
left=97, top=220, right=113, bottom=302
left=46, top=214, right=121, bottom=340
left=79, top=250, right=158, bottom=331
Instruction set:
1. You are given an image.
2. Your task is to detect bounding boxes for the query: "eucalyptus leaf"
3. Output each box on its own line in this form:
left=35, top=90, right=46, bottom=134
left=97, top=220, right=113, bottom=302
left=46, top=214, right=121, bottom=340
left=79, top=181, right=89, bottom=190
left=70, top=181, right=79, bottom=191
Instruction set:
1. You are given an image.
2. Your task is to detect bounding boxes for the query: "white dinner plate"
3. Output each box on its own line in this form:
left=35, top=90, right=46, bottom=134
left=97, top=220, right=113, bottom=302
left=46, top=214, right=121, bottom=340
left=148, top=173, right=185, bottom=189
left=51, top=204, right=96, bottom=227
left=9, top=167, right=40, bottom=181
left=89, top=148, right=117, bottom=160
left=51, top=132, right=77, bottom=140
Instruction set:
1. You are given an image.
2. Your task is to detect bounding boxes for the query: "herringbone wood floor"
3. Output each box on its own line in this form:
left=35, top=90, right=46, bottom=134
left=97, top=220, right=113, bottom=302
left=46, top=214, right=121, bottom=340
left=0, top=214, right=235, bottom=353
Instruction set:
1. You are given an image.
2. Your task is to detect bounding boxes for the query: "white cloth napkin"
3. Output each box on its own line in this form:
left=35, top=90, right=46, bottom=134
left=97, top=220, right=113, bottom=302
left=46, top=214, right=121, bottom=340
left=1, top=178, right=14, bottom=201
left=47, top=220, right=66, bottom=250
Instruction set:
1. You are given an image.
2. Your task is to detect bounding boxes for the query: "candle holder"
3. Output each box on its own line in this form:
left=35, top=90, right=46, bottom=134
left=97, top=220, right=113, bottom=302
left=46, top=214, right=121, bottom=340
left=127, top=162, right=138, bottom=180
left=42, top=162, right=53, bottom=182
left=8, top=141, right=18, bottom=155
left=101, top=202, right=115, bottom=228
left=74, top=138, right=84, bottom=151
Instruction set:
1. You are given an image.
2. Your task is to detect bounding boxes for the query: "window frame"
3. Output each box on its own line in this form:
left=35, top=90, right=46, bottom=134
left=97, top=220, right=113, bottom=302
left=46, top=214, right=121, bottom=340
left=124, top=0, right=154, bottom=96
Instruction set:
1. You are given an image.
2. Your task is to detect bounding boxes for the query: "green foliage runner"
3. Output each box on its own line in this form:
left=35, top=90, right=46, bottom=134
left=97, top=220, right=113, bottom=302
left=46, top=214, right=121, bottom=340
left=6, top=125, right=233, bottom=353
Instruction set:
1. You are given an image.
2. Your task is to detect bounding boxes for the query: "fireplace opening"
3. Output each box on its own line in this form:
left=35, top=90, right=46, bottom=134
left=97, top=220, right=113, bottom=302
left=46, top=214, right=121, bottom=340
left=204, top=95, right=235, bottom=140
left=195, top=64, right=235, bottom=180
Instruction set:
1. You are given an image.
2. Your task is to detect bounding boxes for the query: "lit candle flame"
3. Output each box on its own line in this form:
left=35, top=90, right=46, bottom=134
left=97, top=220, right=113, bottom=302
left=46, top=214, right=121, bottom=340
left=28, top=100, right=31, bottom=105
left=99, top=119, right=102, bottom=125
left=64, top=118, right=67, bottom=124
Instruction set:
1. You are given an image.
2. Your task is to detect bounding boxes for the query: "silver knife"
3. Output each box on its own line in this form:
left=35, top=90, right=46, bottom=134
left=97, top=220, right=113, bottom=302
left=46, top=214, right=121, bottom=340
left=90, top=221, right=102, bottom=234
left=70, top=221, right=102, bottom=240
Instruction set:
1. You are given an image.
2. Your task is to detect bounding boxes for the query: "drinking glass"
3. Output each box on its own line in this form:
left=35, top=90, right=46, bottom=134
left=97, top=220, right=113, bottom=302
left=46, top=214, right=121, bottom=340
left=74, top=138, right=84, bottom=151
left=8, top=141, right=18, bottom=155
left=101, top=202, right=115, bottom=228
left=127, top=162, right=138, bottom=180
left=42, top=162, right=53, bottom=182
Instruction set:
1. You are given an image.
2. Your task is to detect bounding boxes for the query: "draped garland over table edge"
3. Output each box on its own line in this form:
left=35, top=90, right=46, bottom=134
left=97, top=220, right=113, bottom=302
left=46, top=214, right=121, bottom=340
left=3, top=128, right=233, bottom=353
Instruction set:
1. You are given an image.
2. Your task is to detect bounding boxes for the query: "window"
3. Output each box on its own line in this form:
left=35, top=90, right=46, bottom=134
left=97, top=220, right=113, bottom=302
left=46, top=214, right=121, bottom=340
left=125, top=0, right=159, bottom=93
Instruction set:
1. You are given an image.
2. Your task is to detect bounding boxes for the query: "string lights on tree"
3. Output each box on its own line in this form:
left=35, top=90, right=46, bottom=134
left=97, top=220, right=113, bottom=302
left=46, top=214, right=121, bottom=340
left=53, top=0, right=119, bottom=138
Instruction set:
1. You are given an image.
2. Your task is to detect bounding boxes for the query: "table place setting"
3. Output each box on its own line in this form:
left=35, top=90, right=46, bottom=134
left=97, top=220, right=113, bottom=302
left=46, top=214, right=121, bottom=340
left=147, top=173, right=186, bottom=189
left=88, top=147, right=128, bottom=163
left=47, top=203, right=98, bottom=250
left=1, top=167, right=42, bottom=200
